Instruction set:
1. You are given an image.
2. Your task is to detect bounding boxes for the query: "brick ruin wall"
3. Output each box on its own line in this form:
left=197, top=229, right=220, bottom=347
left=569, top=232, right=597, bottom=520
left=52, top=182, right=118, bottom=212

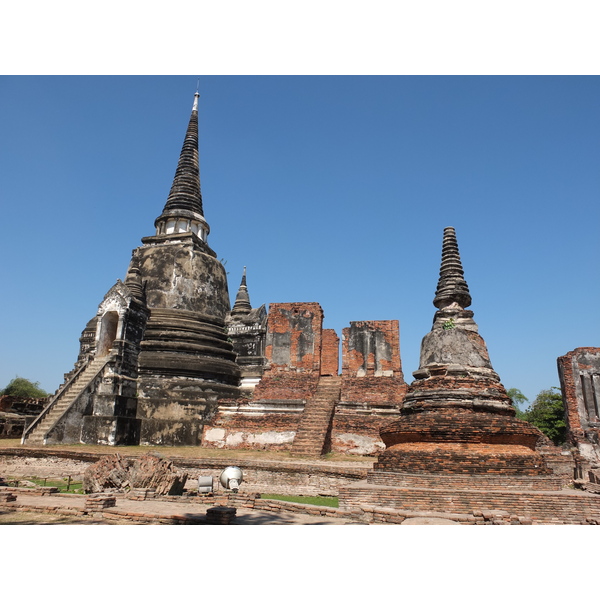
left=331, top=321, right=407, bottom=455
left=202, top=303, right=324, bottom=451
left=0, top=396, right=49, bottom=438
left=320, top=328, right=339, bottom=376
left=204, top=308, right=408, bottom=455
left=338, top=482, right=600, bottom=524
left=263, top=302, right=323, bottom=373
left=1, top=448, right=590, bottom=523
left=558, top=347, right=600, bottom=476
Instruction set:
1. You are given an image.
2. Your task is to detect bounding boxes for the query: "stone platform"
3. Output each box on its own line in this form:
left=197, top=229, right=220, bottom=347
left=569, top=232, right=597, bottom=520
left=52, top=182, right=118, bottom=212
left=339, top=478, right=600, bottom=524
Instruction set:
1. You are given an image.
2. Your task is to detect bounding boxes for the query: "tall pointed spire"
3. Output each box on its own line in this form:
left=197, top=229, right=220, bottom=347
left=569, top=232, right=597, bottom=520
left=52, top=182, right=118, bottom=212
left=433, top=227, right=472, bottom=310
left=154, top=92, right=210, bottom=242
left=373, top=224, right=552, bottom=480
left=231, top=267, right=252, bottom=318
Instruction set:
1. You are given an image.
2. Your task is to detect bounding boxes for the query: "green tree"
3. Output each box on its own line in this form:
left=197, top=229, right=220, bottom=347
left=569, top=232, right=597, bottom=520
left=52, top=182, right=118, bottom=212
left=523, top=387, right=567, bottom=446
left=507, top=387, right=528, bottom=419
left=1, top=376, right=49, bottom=398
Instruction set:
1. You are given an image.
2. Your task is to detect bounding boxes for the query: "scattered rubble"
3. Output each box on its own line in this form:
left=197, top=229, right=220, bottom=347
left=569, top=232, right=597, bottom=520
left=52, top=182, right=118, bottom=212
left=82, top=453, right=188, bottom=495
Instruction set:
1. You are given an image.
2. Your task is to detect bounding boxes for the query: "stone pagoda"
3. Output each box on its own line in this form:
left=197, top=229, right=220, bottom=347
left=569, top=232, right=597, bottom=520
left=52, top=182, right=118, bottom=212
left=337, top=227, right=599, bottom=524
left=23, top=92, right=240, bottom=447
left=131, top=91, right=240, bottom=444
left=375, top=226, right=550, bottom=476
left=225, top=268, right=267, bottom=392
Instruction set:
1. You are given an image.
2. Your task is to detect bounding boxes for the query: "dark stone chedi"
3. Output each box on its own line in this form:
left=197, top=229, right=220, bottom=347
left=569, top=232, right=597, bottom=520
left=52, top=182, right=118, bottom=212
left=375, top=227, right=550, bottom=476
left=132, top=93, right=240, bottom=444
left=225, top=267, right=267, bottom=392
left=22, top=93, right=240, bottom=447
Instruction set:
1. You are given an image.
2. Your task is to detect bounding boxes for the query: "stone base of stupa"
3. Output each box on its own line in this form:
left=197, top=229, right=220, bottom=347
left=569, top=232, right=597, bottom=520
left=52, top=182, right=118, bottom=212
left=377, top=408, right=553, bottom=475
left=338, top=473, right=600, bottom=524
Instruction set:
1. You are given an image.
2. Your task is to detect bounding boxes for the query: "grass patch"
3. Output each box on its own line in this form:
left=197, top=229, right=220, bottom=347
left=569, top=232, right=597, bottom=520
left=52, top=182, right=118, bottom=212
left=34, top=477, right=84, bottom=494
left=260, top=494, right=339, bottom=507
left=10, top=476, right=85, bottom=494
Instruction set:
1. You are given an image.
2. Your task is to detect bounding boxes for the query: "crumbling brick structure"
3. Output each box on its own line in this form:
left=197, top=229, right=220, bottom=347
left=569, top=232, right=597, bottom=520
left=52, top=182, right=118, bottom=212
left=558, top=347, right=600, bottom=478
left=256, top=302, right=325, bottom=402
left=0, top=396, right=49, bottom=438
left=373, top=228, right=551, bottom=477
left=23, top=92, right=240, bottom=448
left=331, top=321, right=407, bottom=455
left=205, top=306, right=408, bottom=455
left=339, top=228, right=583, bottom=522
left=203, top=303, right=325, bottom=451
left=321, top=329, right=340, bottom=377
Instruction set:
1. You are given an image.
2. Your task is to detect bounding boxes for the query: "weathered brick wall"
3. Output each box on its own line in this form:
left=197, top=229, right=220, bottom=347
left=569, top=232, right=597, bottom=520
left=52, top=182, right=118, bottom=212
left=330, top=320, right=407, bottom=455
left=0, top=415, right=27, bottom=438
left=231, top=302, right=323, bottom=449
left=0, top=396, right=49, bottom=415
left=366, top=470, right=564, bottom=491
left=205, top=316, right=414, bottom=457
left=557, top=347, right=600, bottom=449
left=183, top=463, right=367, bottom=496
left=264, top=303, right=323, bottom=373
left=374, top=442, right=550, bottom=476
left=339, top=377, right=407, bottom=406
left=201, top=398, right=304, bottom=451
left=251, top=372, right=320, bottom=402
left=330, top=412, right=399, bottom=456
left=342, top=321, right=403, bottom=378
left=339, top=482, right=600, bottom=524
left=1, top=396, right=48, bottom=438
left=320, top=329, right=339, bottom=376
left=0, top=448, right=371, bottom=496
left=216, top=303, right=326, bottom=451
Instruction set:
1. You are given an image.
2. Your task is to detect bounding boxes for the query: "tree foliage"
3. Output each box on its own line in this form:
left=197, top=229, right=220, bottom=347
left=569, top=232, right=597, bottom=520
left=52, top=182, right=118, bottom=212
left=0, top=376, right=49, bottom=398
left=507, top=387, right=528, bottom=419
left=522, top=387, right=567, bottom=446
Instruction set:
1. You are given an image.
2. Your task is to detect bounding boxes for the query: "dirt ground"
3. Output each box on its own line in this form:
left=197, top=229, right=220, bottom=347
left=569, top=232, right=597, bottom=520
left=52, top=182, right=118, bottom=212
left=0, top=441, right=369, bottom=525
left=0, top=509, right=136, bottom=525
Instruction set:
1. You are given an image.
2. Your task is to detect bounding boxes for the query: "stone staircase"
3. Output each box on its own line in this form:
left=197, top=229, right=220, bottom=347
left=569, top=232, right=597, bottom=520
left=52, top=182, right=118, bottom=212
left=22, top=354, right=111, bottom=445
left=291, top=376, right=341, bottom=457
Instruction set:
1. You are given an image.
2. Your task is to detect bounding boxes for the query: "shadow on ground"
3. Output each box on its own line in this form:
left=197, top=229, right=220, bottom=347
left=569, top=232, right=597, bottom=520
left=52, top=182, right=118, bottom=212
left=0, top=509, right=136, bottom=525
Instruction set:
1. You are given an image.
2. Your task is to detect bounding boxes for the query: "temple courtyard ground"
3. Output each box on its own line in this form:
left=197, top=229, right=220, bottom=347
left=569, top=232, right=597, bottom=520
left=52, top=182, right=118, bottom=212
left=2, top=439, right=598, bottom=525
left=0, top=439, right=375, bottom=525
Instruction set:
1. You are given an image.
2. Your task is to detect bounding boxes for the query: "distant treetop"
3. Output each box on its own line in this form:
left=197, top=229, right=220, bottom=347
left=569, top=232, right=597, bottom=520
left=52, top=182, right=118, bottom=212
left=1, top=376, right=49, bottom=398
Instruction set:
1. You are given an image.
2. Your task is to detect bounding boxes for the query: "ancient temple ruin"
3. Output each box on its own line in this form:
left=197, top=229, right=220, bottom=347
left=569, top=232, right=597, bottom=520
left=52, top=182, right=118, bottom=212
left=558, top=347, right=600, bottom=485
left=22, top=92, right=406, bottom=452
left=225, top=268, right=268, bottom=392
left=375, top=227, right=551, bottom=477
left=23, top=93, right=240, bottom=447
left=339, top=227, right=600, bottom=522
left=205, top=303, right=407, bottom=455
left=21, top=91, right=595, bottom=483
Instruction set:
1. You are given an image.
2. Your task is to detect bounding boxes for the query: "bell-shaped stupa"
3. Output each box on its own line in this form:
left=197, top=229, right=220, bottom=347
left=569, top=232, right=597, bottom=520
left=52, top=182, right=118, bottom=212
left=375, top=227, right=550, bottom=476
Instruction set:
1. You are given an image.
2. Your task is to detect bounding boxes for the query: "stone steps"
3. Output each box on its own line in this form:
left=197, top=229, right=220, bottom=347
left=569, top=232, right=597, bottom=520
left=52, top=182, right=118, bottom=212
left=291, top=376, right=341, bottom=457
left=23, top=356, right=110, bottom=445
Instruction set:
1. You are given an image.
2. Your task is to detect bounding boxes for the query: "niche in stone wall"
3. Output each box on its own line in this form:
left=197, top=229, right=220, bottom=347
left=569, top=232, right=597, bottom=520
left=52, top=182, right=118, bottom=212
left=97, top=311, right=120, bottom=357
left=581, top=372, right=600, bottom=423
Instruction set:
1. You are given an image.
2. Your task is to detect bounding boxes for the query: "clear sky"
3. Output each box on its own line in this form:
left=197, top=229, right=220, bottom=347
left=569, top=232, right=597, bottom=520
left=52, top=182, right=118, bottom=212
left=0, top=75, right=598, bottom=404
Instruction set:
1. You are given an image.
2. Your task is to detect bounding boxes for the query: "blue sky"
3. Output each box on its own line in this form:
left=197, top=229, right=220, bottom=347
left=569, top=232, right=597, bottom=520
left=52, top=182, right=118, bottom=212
left=0, top=75, right=598, bottom=404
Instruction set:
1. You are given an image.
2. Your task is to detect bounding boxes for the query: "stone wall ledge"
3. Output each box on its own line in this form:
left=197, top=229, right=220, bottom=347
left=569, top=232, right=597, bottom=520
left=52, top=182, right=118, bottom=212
left=339, top=481, right=600, bottom=524
left=0, top=447, right=371, bottom=477
left=367, top=470, right=565, bottom=491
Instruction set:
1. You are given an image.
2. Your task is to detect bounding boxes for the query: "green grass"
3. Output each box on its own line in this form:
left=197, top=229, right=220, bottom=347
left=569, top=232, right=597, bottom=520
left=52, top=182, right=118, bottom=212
left=13, top=476, right=85, bottom=494
left=260, top=494, right=339, bottom=507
